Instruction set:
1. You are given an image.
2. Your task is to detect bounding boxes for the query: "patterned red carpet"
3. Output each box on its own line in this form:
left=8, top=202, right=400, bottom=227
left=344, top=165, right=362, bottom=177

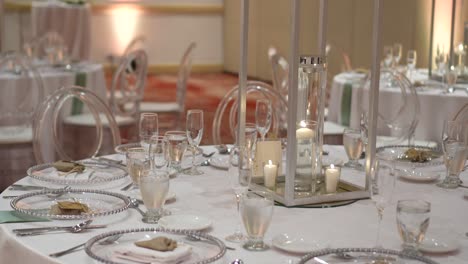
left=108, top=72, right=261, bottom=145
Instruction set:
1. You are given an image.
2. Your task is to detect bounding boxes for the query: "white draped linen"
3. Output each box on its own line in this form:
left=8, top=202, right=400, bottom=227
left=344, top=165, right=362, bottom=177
left=31, top=1, right=91, bottom=60
left=0, top=145, right=466, bottom=263
left=328, top=71, right=468, bottom=142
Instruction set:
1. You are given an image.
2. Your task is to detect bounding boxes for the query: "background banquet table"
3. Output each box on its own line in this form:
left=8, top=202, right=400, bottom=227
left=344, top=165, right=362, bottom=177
left=0, top=145, right=467, bottom=263
left=328, top=70, right=468, bottom=142
left=31, top=1, right=91, bottom=60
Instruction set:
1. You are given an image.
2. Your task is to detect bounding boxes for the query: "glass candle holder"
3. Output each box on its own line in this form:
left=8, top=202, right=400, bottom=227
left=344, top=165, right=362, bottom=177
left=325, top=164, right=341, bottom=193
left=263, top=160, right=279, bottom=190
left=295, top=120, right=318, bottom=193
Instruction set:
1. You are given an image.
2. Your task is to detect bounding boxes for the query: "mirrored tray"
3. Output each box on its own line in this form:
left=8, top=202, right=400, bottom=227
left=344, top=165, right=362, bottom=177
left=376, top=145, right=444, bottom=168
left=84, top=228, right=226, bottom=264
left=10, top=189, right=131, bottom=220
left=27, top=161, right=128, bottom=185
left=115, top=142, right=203, bottom=156
left=298, top=248, right=439, bottom=264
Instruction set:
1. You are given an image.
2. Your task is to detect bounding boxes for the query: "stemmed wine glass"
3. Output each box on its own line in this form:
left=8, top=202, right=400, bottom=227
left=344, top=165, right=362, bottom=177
left=371, top=161, right=396, bottom=248
left=148, top=135, right=168, bottom=171
left=255, top=99, right=272, bottom=141
left=164, top=131, right=188, bottom=172
left=393, top=43, right=402, bottom=67
left=437, top=120, right=467, bottom=188
left=406, top=50, right=417, bottom=81
left=225, top=145, right=252, bottom=243
left=185, top=109, right=204, bottom=175
left=139, top=113, right=159, bottom=152
left=343, top=128, right=364, bottom=170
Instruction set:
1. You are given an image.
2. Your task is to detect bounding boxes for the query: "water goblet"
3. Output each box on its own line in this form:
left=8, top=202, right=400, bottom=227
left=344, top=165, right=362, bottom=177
left=406, top=50, right=417, bottom=81
left=240, top=190, right=274, bottom=251
left=164, top=131, right=188, bottom=172
left=225, top=145, right=252, bottom=243
left=235, top=122, right=258, bottom=159
left=437, top=121, right=467, bottom=188
left=393, top=43, right=402, bottom=67
left=139, top=170, right=170, bottom=223
left=139, top=113, right=159, bottom=152
left=255, top=99, right=272, bottom=141
left=185, top=109, right=204, bottom=175
left=396, top=200, right=431, bottom=254
left=371, top=162, right=395, bottom=247
left=126, top=147, right=151, bottom=193
left=343, top=128, right=364, bottom=170
left=445, top=66, right=458, bottom=94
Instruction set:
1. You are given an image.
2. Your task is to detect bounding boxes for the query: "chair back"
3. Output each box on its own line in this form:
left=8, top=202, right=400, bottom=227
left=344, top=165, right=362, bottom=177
left=453, top=103, right=467, bottom=124
left=123, top=35, right=146, bottom=56
left=110, top=49, right=148, bottom=118
left=176, top=42, right=196, bottom=113
left=359, top=69, right=420, bottom=146
left=268, top=46, right=289, bottom=99
left=33, top=86, right=121, bottom=163
left=212, top=81, right=288, bottom=145
left=0, top=52, right=44, bottom=135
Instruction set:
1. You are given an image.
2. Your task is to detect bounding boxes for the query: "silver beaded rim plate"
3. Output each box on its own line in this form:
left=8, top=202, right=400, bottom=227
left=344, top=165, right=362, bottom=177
left=27, top=161, right=128, bottom=185
left=10, top=189, right=131, bottom=220
left=84, top=228, right=227, bottom=264
left=376, top=145, right=444, bottom=167
left=298, top=247, right=439, bottom=264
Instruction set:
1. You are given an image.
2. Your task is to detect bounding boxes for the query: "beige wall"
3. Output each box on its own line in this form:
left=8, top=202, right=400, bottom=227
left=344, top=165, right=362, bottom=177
left=224, top=0, right=446, bottom=82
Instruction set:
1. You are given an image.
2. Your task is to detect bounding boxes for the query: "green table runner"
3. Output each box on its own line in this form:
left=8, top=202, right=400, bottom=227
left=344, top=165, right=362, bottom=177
left=340, top=83, right=353, bottom=127
left=70, top=72, right=87, bottom=115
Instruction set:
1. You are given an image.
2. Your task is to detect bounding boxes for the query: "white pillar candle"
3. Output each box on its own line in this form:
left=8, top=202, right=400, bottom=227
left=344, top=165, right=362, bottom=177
left=296, top=127, right=314, bottom=140
left=325, top=164, right=341, bottom=193
left=263, top=160, right=278, bottom=189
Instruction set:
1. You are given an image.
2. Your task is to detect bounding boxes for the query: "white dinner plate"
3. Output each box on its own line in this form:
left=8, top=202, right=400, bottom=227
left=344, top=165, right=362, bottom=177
left=398, top=169, right=440, bottom=182
left=272, top=233, right=328, bottom=254
left=209, top=156, right=229, bottom=170
left=419, top=235, right=460, bottom=254
left=158, top=214, right=212, bottom=231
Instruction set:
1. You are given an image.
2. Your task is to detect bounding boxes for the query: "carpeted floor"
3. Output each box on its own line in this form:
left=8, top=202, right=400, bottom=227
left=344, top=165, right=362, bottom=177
left=108, top=72, right=262, bottom=145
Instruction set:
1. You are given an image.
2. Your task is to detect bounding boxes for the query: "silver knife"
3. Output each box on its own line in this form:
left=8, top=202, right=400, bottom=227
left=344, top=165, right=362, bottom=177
left=13, top=225, right=107, bottom=233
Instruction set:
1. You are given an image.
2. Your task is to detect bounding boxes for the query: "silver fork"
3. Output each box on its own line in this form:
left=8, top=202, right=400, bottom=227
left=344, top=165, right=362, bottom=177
left=49, top=234, right=122, bottom=257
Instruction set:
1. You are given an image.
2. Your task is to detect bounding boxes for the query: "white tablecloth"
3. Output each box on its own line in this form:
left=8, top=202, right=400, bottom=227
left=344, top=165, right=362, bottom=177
left=328, top=71, right=468, bottom=142
left=0, top=145, right=467, bottom=263
left=31, top=1, right=91, bottom=60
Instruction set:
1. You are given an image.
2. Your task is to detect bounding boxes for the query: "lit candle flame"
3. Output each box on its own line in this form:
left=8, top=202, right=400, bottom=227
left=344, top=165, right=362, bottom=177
left=268, top=160, right=273, bottom=166
left=330, top=164, right=335, bottom=169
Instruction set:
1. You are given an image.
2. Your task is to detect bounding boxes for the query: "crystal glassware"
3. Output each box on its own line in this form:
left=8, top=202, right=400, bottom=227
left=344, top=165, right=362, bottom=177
left=383, top=46, right=393, bottom=68
left=406, top=50, right=417, bottom=81
left=139, top=113, right=159, bottom=152
left=240, top=190, right=274, bottom=251
left=343, top=128, right=364, bottom=170
left=445, top=66, right=458, bottom=94
left=139, top=170, right=170, bottom=223
left=255, top=99, right=272, bottom=141
left=225, top=145, right=252, bottom=243
left=437, top=121, right=467, bottom=188
left=126, top=147, right=151, bottom=191
left=148, top=135, right=168, bottom=171
left=235, top=122, right=258, bottom=159
left=393, top=43, right=402, bottom=66
left=164, top=131, right=188, bottom=172
left=371, top=162, right=395, bottom=247
left=185, top=109, right=204, bottom=175
left=396, top=199, right=431, bottom=254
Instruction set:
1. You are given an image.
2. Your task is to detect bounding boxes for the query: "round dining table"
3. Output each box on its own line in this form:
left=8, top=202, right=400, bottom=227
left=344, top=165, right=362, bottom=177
left=328, top=70, right=468, bottom=142
left=0, top=145, right=466, bottom=263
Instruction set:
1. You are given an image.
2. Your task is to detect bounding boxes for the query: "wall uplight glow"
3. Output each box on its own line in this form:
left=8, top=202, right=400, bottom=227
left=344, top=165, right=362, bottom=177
left=110, top=5, right=141, bottom=53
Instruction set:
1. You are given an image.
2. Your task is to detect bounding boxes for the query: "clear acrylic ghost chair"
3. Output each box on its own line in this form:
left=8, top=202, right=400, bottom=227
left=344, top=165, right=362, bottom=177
left=0, top=52, right=45, bottom=190
left=453, top=103, right=467, bottom=123
left=268, top=46, right=289, bottom=99
left=33, top=86, right=121, bottom=163
left=212, top=81, right=288, bottom=145
left=139, top=42, right=196, bottom=130
left=0, top=51, right=44, bottom=141
left=107, top=35, right=146, bottom=69
left=358, top=69, right=420, bottom=146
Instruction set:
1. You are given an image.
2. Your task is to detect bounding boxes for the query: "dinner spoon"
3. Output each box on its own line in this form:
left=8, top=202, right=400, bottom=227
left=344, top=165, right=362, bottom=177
left=14, top=220, right=106, bottom=236
left=129, top=198, right=146, bottom=216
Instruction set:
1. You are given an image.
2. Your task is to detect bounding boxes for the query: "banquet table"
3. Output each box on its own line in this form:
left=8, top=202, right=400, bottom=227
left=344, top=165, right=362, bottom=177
left=328, top=70, right=468, bottom=142
left=0, top=145, right=467, bottom=263
left=31, top=1, right=91, bottom=60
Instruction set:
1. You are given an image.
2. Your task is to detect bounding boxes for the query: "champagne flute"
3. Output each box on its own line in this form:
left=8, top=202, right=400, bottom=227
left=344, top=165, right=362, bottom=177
left=164, top=131, right=188, bottom=172
left=371, top=161, right=395, bottom=248
left=255, top=99, right=272, bottom=141
left=240, top=190, right=274, bottom=251
left=343, top=128, right=364, bottom=170
left=225, top=145, right=252, bottom=243
left=437, top=121, right=467, bottom=188
left=139, top=113, right=159, bottom=152
left=393, top=43, right=402, bottom=67
left=406, top=50, right=417, bottom=81
left=139, top=170, right=170, bottom=223
left=185, top=109, right=204, bottom=175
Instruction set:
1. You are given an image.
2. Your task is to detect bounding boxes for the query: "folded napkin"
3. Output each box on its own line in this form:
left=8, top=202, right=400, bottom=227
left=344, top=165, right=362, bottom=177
left=112, top=243, right=192, bottom=264
left=0, top=211, right=49, bottom=224
left=34, top=166, right=94, bottom=180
